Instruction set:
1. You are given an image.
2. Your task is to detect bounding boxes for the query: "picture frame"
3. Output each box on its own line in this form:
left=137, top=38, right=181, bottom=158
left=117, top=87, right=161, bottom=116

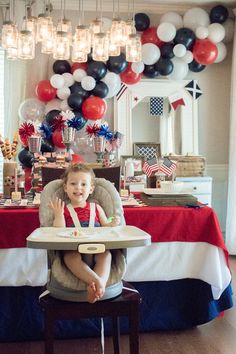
left=133, top=142, right=161, bottom=160
left=120, top=155, right=145, bottom=176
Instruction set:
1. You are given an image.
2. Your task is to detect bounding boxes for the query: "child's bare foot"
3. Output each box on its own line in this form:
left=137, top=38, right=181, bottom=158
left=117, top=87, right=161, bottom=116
left=94, top=278, right=106, bottom=300
left=87, top=282, right=99, bottom=303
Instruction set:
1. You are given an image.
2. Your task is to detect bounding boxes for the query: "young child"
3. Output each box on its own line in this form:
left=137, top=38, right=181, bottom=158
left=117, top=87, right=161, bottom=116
left=49, top=163, right=120, bottom=303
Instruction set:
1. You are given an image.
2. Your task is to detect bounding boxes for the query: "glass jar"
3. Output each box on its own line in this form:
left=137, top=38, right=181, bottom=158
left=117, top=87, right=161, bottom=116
left=17, top=165, right=25, bottom=194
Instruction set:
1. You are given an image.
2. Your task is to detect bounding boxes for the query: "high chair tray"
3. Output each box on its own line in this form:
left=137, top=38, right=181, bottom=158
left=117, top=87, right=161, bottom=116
left=27, top=226, right=151, bottom=250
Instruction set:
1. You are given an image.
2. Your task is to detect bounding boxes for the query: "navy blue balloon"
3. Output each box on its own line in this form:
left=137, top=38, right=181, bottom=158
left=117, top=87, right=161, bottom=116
left=135, top=13, right=150, bottom=31
left=107, top=53, right=128, bottom=74
left=174, top=28, right=196, bottom=50
left=53, top=60, right=71, bottom=74
left=143, top=64, right=160, bottom=78
left=67, top=93, right=84, bottom=110
left=189, top=59, right=206, bottom=73
left=87, top=61, right=107, bottom=80
left=45, top=110, right=61, bottom=126
left=160, top=43, right=174, bottom=59
left=155, top=58, right=173, bottom=76
left=18, top=148, right=34, bottom=168
left=70, top=82, right=90, bottom=98
left=210, top=5, right=229, bottom=23
left=91, top=81, right=109, bottom=98
left=41, top=138, right=54, bottom=153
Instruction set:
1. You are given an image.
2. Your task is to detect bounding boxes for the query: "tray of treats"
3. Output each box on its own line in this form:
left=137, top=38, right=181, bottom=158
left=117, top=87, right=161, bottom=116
left=0, top=195, right=40, bottom=208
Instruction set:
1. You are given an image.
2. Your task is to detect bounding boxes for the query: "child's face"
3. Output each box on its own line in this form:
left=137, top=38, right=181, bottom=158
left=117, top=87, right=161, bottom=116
left=64, top=171, right=94, bottom=206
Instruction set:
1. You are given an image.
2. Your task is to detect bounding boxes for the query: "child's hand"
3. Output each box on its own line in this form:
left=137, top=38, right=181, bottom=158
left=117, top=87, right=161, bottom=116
left=108, top=216, right=121, bottom=227
left=48, top=197, right=65, bottom=216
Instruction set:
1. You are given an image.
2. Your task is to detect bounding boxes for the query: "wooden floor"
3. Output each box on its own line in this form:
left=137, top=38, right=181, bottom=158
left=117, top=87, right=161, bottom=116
left=0, top=256, right=235, bottom=354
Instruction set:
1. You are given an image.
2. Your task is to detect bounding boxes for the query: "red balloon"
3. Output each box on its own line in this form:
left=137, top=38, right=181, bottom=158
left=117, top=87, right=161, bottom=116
left=141, top=26, right=164, bottom=47
left=35, top=80, right=57, bottom=102
left=82, top=96, right=107, bottom=120
left=120, top=63, right=142, bottom=85
left=52, top=129, right=66, bottom=148
left=71, top=62, right=88, bottom=73
left=192, top=39, right=218, bottom=65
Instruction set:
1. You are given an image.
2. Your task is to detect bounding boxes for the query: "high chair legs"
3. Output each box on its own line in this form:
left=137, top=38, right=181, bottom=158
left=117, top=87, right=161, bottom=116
left=40, top=281, right=142, bottom=354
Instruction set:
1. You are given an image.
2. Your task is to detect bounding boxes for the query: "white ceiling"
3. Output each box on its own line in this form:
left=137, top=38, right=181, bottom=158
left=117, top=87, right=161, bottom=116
left=50, top=0, right=236, bottom=13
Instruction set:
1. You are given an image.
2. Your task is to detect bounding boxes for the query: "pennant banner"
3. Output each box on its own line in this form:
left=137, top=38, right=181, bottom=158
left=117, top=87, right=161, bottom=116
left=116, top=83, right=128, bottom=101
left=168, top=92, right=185, bottom=111
left=185, top=80, right=202, bottom=100
left=149, top=97, right=164, bottom=116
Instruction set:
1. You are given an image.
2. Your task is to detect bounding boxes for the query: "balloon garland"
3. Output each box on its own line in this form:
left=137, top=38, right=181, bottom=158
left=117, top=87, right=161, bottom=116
left=17, top=4, right=233, bottom=167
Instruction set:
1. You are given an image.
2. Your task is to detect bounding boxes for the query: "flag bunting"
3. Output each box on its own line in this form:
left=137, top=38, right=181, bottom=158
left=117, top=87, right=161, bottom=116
left=168, top=92, right=185, bottom=111
left=185, top=80, right=202, bottom=100
left=150, top=97, right=164, bottom=116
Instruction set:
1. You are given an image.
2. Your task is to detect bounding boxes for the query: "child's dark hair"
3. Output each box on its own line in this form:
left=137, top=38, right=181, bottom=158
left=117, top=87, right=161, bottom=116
left=62, top=163, right=96, bottom=185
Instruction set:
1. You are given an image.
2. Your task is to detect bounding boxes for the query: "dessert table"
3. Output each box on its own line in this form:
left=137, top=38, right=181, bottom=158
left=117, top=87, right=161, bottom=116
left=0, top=204, right=233, bottom=341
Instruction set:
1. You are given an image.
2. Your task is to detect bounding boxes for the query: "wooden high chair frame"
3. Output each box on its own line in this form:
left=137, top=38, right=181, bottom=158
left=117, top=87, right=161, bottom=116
left=40, top=281, right=142, bottom=354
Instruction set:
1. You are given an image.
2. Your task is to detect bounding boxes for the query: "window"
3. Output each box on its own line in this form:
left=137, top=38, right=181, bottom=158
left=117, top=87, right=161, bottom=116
left=0, top=47, right=5, bottom=193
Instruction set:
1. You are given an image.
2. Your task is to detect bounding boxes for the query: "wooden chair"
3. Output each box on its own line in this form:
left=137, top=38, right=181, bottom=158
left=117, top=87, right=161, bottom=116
left=40, top=281, right=142, bottom=354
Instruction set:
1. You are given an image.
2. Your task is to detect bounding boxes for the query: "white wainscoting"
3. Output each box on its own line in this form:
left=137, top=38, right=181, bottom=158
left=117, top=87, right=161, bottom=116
left=206, top=164, right=228, bottom=234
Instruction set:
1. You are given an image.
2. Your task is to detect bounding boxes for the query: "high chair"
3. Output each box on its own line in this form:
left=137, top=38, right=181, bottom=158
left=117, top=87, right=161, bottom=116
left=28, top=177, right=151, bottom=354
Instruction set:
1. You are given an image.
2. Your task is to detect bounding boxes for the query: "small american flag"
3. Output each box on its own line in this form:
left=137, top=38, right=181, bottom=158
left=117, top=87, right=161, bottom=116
left=159, top=157, right=177, bottom=177
left=142, top=157, right=159, bottom=177
left=113, top=131, right=123, bottom=148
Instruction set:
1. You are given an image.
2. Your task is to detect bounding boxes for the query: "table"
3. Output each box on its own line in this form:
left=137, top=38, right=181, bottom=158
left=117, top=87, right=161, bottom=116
left=0, top=205, right=233, bottom=341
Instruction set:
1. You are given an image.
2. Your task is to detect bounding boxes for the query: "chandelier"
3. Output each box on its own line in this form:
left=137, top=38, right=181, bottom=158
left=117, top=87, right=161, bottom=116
left=0, top=0, right=142, bottom=63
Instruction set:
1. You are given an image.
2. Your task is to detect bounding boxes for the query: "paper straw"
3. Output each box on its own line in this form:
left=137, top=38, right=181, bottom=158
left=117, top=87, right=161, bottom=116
left=14, top=167, right=18, bottom=193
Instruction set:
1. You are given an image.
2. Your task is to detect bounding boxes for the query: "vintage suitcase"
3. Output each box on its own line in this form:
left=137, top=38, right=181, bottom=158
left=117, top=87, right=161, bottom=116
left=140, top=192, right=198, bottom=206
left=165, top=155, right=206, bottom=177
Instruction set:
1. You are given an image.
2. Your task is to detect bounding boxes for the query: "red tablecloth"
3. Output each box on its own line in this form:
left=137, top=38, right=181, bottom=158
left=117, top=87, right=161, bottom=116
left=0, top=206, right=228, bottom=261
left=0, top=208, right=39, bottom=249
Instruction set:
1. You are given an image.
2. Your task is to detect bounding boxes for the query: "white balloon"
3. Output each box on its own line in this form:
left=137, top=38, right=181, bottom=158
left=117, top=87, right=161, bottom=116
left=50, top=74, right=65, bottom=89
left=183, top=7, right=210, bottom=31
left=142, top=43, right=160, bottom=65
left=214, top=42, right=227, bottom=63
left=56, top=86, right=71, bottom=100
left=160, top=12, right=183, bottom=30
left=173, top=44, right=186, bottom=58
left=18, top=98, right=45, bottom=122
left=168, top=57, right=189, bottom=80
left=45, top=98, right=62, bottom=114
left=223, top=18, right=234, bottom=43
left=182, top=50, right=193, bottom=64
left=131, top=61, right=145, bottom=74
left=73, top=68, right=87, bottom=82
left=102, top=71, right=121, bottom=98
left=101, top=17, right=112, bottom=31
left=106, top=80, right=122, bottom=98
left=62, top=72, right=75, bottom=87
left=157, top=22, right=176, bottom=42
left=208, top=23, right=225, bottom=44
left=81, top=76, right=96, bottom=91
left=60, top=99, right=70, bottom=111
left=195, top=26, right=208, bottom=39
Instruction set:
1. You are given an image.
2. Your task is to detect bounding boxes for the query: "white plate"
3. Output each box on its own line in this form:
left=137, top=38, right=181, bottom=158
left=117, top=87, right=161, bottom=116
left=143, top=188, right=191, bottom=195
left=57, top=230, right=88, bottom=239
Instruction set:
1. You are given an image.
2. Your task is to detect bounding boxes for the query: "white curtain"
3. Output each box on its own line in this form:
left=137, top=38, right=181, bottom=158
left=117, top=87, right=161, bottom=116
left=4, top=46, right=50, bottom=139
left=225, top=9, right=236, bottom=255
